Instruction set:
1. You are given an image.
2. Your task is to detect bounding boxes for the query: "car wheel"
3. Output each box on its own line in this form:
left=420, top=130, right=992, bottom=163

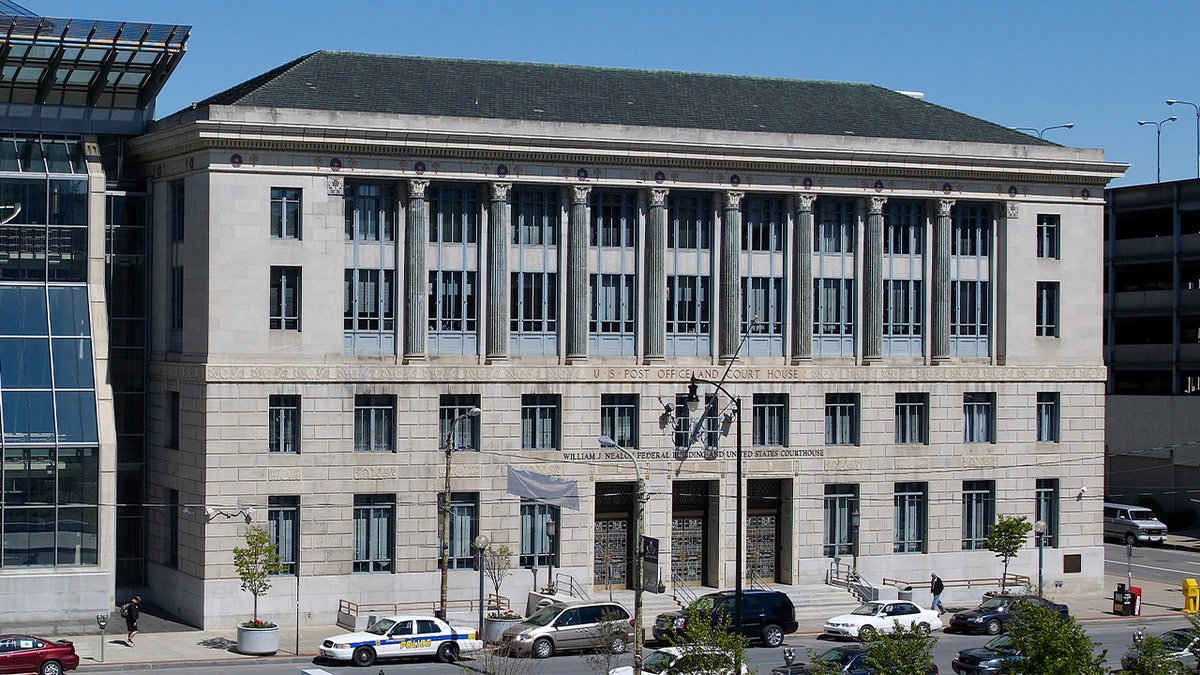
left=916, top=622, right=931, bottom=636
left=986, top=618, right=1003, bottom=635
left=40, top=662, right=63, bottom=675
left=609, top=636, right=627, bottom=654
left=351, top=646, right=376, bottom=667
left=761, top=624, right=784, bottom=648
left=1125, top=533, right=1138, bottom=547
left=437, top=642, right=460, bottom=663
left=858, top=625, right=877, bottom=640
left=533, top=637, right=554, bottom=659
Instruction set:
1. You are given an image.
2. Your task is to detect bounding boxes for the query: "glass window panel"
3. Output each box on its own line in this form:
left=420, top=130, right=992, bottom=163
left=0, top=337, right=51, bottom=388
left=48, top=180, right=87, bottom=225
left=54, top=391, right=98, bottom=443
left=46, top=227, right=87, bottom=282
left=51, top=338, right=93, bottom=388
left=55, top=506, right=98, bottom=565
left=4, top=447, right=55, bottom=504
left=2, top=390, right=55, bottom=444
left=48, top=286, right=90, bottom=336
left=0, top=286, right=47, bottom=335
left=57, top=446, right=99, bottom=505
left=3, top=507, right=55, bottom=567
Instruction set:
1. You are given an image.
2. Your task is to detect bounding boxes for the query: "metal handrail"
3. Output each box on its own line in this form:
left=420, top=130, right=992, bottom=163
left=671, top=571, right=699, bottom=607
left=552, top=573, right=590, bottom=600
left=881, top=574, right=1032, bottom=592
left=339, top=594, right=509, bottom=617
left=748, top=569, right=772, bottom=592
left=827, top=560, right=877, bottom=602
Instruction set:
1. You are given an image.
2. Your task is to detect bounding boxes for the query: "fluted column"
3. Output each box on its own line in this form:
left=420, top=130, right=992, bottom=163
left=791, top=194, right=816, bottom=363
left=644, top=188, right=669, bottom=362
left=403, top=179, right=429, bottom=361
left=931, top=198, right=955, bottom=362
left=566, top=185, right=592, bottom=362
left=486, top=182, right=512, bottom=362
left=719, top=190, right=744, bottom=362
left=862, top=196, right=886, bottom=362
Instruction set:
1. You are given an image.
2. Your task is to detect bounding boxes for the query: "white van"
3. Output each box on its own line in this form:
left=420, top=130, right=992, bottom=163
left=1104, top=502, right=1168, bottom=546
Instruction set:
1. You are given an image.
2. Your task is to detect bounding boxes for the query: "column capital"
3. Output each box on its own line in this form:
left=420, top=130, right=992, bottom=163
left=408, top=179, right=429, bottom=200
left=724, top=191, right=744, bottom=209
left=572, top=185, right=592, bottom=204
left=937, top=198, right=956, bottom=216
left=649, top=187, right=669, bottom=207
left=796, top=194, right=817, bottom=212
left=490, top=182, right=512, bottom=201
left=869, top=196, right=887, bottom=213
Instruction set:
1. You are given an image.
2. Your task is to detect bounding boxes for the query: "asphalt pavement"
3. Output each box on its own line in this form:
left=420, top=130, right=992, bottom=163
left=18, top=530, right=1200, bottom=672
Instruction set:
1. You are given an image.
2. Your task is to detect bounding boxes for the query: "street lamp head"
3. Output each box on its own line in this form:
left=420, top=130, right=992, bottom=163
left=473, top=534, right=489, bottom=550
left=685, top=381, right=701, bottom=414
left=1035, top=520, right=1047, bottom=534
left=1170, top=116, right=1179, bottom=122
left=466, top=406, right=482, bottom=417
left=1138, top=120, right=1150, bottom=126
left=1168, top=99, right=1179, bottom=105
left=598, top=434, right=617, bottom=448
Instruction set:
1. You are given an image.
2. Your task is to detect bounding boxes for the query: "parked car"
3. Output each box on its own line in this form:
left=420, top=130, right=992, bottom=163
left=0, top=635, right=79, bottom=675
left=653, top=589, right=798, bottom=647
left=950, top=634, right=1021, bottom=675
left=770, top=644, right=938, bottom=674
left=822, top=600, right=943, bottom=640
left=319, top=614, right=483, bottom=666
left=947, top=594, right=1069, bottom=635
left=609, top=646, right=749, bottom=675
left=1104, top=501, right=1168, bottom=546
left=501, top=600, right=633, bottom=658
left=1121, top=628, right=1200, bottom=672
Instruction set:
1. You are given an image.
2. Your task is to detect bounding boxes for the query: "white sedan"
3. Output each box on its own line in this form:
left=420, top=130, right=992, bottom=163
left=823, top=600, right=943, bottom=639
left=609, top=646, right=749, bottom=675
left=319, top=614, right=483, bottom=666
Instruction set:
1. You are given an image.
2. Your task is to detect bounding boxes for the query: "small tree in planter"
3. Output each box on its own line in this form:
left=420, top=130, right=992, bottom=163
left=985, top=515, right=1032, bottom=592
left=483, top=545, right=514, bottom=615
left=233, top=525, right=287, bottom=654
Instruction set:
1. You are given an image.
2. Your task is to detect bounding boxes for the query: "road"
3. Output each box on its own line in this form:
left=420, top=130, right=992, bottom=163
left=1105, top=541, right=1200, bottom=589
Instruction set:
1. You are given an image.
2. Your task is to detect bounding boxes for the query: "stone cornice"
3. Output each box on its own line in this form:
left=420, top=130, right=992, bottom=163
left=149, top=361, right=1107, bottom=385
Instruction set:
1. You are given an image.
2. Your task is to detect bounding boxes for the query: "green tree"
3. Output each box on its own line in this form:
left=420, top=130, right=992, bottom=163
left=986, top=515, right=1032, bottom=591
left=232, top=525, right=287, bottom=627
left=860, top=621, right=938, bottom=675
left=1121, top=631, right=1187, bottom=675
left=666, top=601, right=750, bottom=674
left=1002, top=602, right=1107, bottom=675
left=483, top=545, right=514, bottom=610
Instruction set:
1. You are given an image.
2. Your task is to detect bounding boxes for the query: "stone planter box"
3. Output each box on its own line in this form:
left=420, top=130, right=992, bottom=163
left=236, top=624, right=279, bottom=655
left=482, top=616, right=524, bottom=644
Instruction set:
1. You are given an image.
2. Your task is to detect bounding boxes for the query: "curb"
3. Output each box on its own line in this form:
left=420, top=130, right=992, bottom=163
left=81, top=654, right=322, bottom=672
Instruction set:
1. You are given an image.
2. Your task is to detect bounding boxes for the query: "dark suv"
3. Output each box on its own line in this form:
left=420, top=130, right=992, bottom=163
left=653, top=590, right=798, bottom=647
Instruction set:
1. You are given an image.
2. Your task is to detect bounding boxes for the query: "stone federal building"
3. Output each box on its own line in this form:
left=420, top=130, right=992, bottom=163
left=1, top=5, right=1127, bottom=628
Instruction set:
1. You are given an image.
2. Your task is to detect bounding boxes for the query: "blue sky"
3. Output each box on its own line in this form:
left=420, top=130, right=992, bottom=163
left=37, top=1, right=1200, bottom=187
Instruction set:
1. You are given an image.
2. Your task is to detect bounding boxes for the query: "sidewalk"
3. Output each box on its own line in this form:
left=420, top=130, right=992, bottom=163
left=29, top=531, right=1200, bottom=670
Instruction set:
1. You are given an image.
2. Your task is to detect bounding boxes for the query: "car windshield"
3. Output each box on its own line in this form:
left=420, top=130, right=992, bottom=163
left=1161, top=630, right=1198, bottom=650
left=642, top=650, right=675, bottom=674
left=851, top=602, right=885, bottom=616
left=523, top=606, right=561, bottom=627
left=983, top=634, right=1017, bottom=655
left=1129, top=509, right=1158, bottom=521
left=979, top=597, right=1013, bottom=610
left=364, top=618, right=397, bottom=636
left=815, top=647, right=856, bottom=664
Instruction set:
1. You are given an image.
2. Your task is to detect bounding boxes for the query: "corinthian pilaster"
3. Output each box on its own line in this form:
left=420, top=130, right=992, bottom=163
left=862, top=196, right=886, bottom=363
left=719, top=191, right=744, bottom=361
left=403, top=179, right=429, bottom=361
left=791, top=194, right=816, bottom=362
left=931, top=198, right=955, bottom=362
left=644, top=188, right=669, bottom=362
left=486, top=182, right=512, bottom=362
left=566, top=185, right=592, bottom=362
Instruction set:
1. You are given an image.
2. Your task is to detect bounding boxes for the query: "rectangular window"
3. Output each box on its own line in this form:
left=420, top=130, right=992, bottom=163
left=510, top=272, right=558, bottom=334
left=743, top=195, right=785, bottom=252
left=428, top=270, right=478, bottom=333
left=825, top=393, right=860, bottom=446
left=589, top=273, right=636, bottom=334
left=815, top=199, right=855, bottom=253
left=344, top=269, right=395, bottom=331
left=894, top=482, right=927, bottom=553
left=344, top=182, right=395, bottom=242
left=591, top=191, right=637, bottom=248
left=1036, top=281, right=1060, bottom=337
left=894, top=393, right=928, bottom=445
left=667, top=193, right=713, bottom=250
left=814, top=278, right=855, bottom=336
left=440, top=394, right=481, bottom=451
left=742, top=276, right=784, bottom=336
left=268, top=394, right=300, bottom=454
left=1037, top=214, right=1060, bottom=259
left=270, top=266, right=301, bottom=331
left=270, top=187, right=301, bottom=239
left=674, top=393, right=720, bottom=452
left=951, top=280, right=990, bottom=337
left=521, top=393, right=560, bottom=450
left=884, top=201, right=924, bottom=254
left=962, top=480, right=995, bottom=550
left=1035, top=479, right=1059, bottom=548
left=952, top=203, right=991, bottom=256
left=268, top=496, right=299, bottom=575
left=520, top=500, right=560, bottom=567
left=353, top=494, right=393, bottom=572
left=752, top=393, right=788, bottom=447
left=823, top=484, right=858, bottom=557
left=962, top=392, right=996, bottom=444
left=512, top=188, right=560, bottom=246
left=168, top=391, right=180, bottom=449
left=1037, top=392, right=1060, bottom=443
left=428, top=185, right=479, bottom=244
left=667, top=275, right=711, bottom=335
left=354, top=394, right=394, bottom=453
left=170, top=266, right=184, bottom=331
left=601, top=393, right=638, bottom=449
left=445, top=492, right=479, bottom=569
left=170, top=180, right=184, bottom=242
left=883, top=279, right=923, bottom=336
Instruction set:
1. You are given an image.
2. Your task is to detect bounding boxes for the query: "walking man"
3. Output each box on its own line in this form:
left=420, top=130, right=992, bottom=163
left=124, top=595, right=140, bottom=646
left=930, top=573, right=946, bottom=616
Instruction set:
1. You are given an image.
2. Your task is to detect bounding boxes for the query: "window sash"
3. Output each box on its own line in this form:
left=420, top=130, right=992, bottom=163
left=742, top=276, right=784, bottom=335
left=344, top=268, right=396, bottom=332
left=815, top=199, right=855, bottom=253
left=268, top=497, right=298, bottom=575
left=428, top=271, right=478, bottom=333
left=1036, top=392, right=1060, bottom=442
left=270, top=267, right=301, bottom=330
left=823, top=485, right=857, bottom=557
left=951, top=204, right=991, bottom=257
left=883, top=279, right=923, bottom=336
left=1035, top=479, right=1059, bottom=548
left=521, top=394, right=560, bottom=450
left=667, top=193, right=713, bottom=250
left=268, top=395, right=299, bottom=454
left=511, top=272, right=558, bottom=334
left=601, top=394, right=638, bottom=448
left=825, top=394, right=858, bottom=446
left=428, top=186, right=479, bottom=244
left=962, top=393, right=995, bottom=443
left=440, top=395, right=482, bottom=451
left=354, top=395, right=394, bottom=453
left=752, top=393, right=788, bottom=447
left=590, top=273, right=635, bottom=334
left=894, top=394, right=928, bottom=444
left=344, top=183, right=394, bottom=242
left=353, top=497, right=393, bottom=572
left=962, top=481, right=995, bottom=550
left=520, top=501, right=560, bottom=567
left=591, top=191, right=637, bottom=248
left=814, top=278, right=855, bottom=335
left=667, top=275, right=711, bottom=335
left=512, top=188, right=560, bottom=246
left=1037, top=214, right=1060, bottom=259
left=743, top=195, right=785, bottom=252
left=270, top=188, right=301, bottom=239
left=1036, top=282, right=1059, bottom=337
left=894, top=482, right=926, bottom=553
left=447, top=494, right=479, bottom=569
left=951, top=280, right=990, bottom=336
left=884, top=201, right=924, bottom=255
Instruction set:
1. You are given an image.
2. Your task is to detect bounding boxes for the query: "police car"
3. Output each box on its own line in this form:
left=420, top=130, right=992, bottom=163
left=319, top=614, right=483, bottom=666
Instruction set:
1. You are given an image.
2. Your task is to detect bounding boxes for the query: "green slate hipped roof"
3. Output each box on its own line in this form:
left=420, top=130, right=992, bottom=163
left=197, top=51, right=1048, bottom=146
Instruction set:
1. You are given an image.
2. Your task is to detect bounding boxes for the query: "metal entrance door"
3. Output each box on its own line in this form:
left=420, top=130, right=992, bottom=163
left=594, top=518, right=628, bottom=587
left=671, top=515, right=704, bottom=583
left=746, top=514, right=777, bottom=582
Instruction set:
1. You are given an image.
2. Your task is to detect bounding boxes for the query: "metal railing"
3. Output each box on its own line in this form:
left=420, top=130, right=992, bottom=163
left=339, top=594, right=510, bottom=619
left=551, top=573, right=590, bottom=600
left=881, top=574, right=1032, bottom=594
left=748, top=569, right=773, bottom=592
left=827, top=560, right=878, bottom=602
left=671, top=571, right=699, bottom=607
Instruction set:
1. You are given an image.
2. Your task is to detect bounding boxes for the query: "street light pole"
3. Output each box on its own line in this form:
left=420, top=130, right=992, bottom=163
left=474, top=534, right=489, bottom=636
left=1167, top=99, right=1200, bottom=178
left=1011, top=123, right=1074, bottom=139
left=1034, top=520, right=1046, bottom=597
left=440, top=406, right=482, bottom=622
left=598, top=435, right=645, bottom=675
left=1139, top=116, right=1178, bottom=183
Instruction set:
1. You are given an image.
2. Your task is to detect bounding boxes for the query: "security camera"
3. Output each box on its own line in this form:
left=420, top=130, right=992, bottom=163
left=244, top=507, right=256, bottom=516
left=1079, top=486, right=1087, bottom=493
left=205, top=507, right=216, bottom=519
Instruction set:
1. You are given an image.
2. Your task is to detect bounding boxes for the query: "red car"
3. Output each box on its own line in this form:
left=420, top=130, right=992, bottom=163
left=0, top=634, right=79, bottom=675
